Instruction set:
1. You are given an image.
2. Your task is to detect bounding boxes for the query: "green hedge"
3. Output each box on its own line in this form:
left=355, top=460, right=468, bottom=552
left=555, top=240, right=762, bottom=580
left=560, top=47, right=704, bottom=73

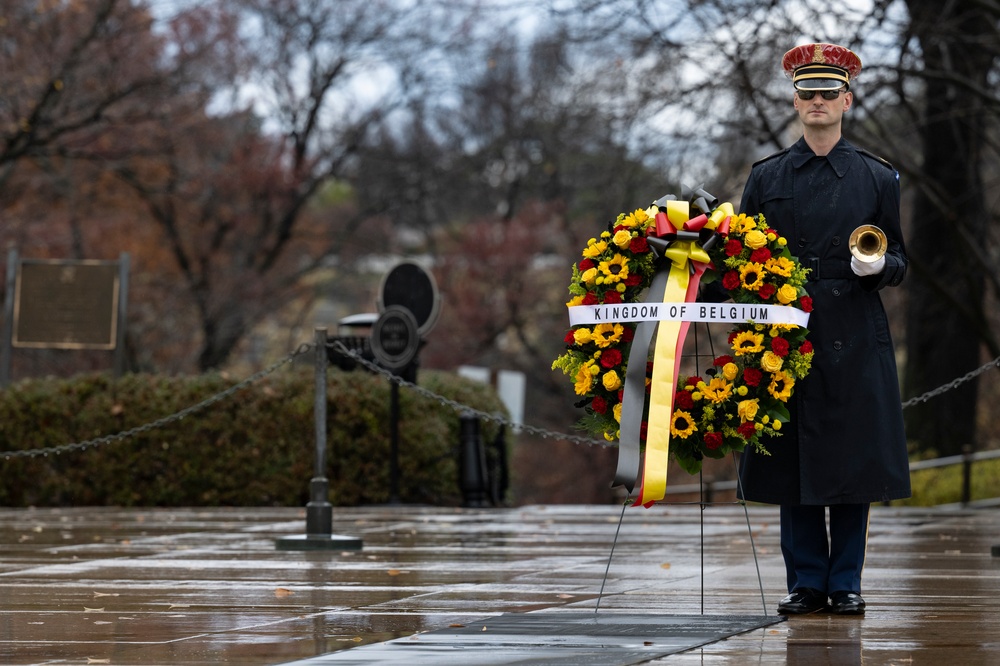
left=0, top=367, right=507, bottom=507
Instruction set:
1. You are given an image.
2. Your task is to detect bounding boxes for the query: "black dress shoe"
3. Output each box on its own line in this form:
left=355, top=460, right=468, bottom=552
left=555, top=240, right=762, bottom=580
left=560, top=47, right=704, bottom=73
left=777, top=588, right=828, bottom=615
left=829, top=590, right=866, bottom=615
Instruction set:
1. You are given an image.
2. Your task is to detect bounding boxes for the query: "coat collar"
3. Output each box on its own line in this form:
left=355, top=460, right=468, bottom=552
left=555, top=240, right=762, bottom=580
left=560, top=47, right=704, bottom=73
left=790, top=136, right=854, bottom=177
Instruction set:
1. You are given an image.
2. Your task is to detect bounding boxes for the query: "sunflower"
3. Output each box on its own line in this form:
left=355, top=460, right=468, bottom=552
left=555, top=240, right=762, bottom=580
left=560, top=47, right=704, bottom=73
left=768, top=370, right=795, bottom=402
left=591, top=322, right=625, bottom=348
left=599, top=254, right=630, bottom=283
left=702, top=377, right=733, bottom=404
left=739, top=262, right=766, bottom=291
left=732, top=330, right=765, bottom=355
left=671, top=410, right=697, bottom=438
left=574, top=363, right=594, bottom=395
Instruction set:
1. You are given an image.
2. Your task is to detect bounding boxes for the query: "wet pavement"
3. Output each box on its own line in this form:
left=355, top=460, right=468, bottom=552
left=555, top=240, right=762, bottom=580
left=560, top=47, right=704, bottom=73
left=1, top=503, right=999, bottom=665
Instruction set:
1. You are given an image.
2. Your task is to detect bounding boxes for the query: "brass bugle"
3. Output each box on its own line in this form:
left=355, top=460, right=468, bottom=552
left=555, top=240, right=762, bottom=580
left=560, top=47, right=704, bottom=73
left=849, top=224, right=887, bottom=262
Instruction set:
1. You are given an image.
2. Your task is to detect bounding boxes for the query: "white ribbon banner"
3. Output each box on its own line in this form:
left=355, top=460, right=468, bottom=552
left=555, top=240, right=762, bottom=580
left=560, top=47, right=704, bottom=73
left=568, top=302, right=810, bottom=328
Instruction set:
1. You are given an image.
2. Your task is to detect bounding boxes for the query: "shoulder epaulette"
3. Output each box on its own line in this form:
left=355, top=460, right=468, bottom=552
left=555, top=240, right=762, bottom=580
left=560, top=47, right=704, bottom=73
left=751, top=147, right=789, bottom=168
left=857, top=147, right=895, bottom=171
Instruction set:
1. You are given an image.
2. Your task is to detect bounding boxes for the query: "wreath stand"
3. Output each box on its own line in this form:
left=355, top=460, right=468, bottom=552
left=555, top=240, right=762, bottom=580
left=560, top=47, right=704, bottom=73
left=594, top=321, right=770, bottom=616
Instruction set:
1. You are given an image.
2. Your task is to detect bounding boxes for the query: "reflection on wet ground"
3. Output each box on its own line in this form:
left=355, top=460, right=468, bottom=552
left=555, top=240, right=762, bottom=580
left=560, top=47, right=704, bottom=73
left=1, top=504, right=999, bottom=665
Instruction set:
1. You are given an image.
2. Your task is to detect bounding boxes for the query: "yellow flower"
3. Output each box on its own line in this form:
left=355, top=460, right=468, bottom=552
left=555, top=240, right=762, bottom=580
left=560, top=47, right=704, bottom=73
left=598, top=254, right=629, bottom=283
left=574, top=363, right=594, bottom=395
left=613, top=402, right=622, bottom=423
left=582, top=239, right=608, bottom=258
left=732, top=330, right=765, bottom=355
left=764, top=256, right=795, bottom=277
left=602, top=370, right=622, bottom=391
left=732, top=213, right=757, bottom=233
left=581, top=267, right=598, bottom=285
left=777, top=283, right=798, bottom=305
left=761, top=351, right=783, bottom=373
left=768, top=370, right=794, bottom=402
left=702, top=377, right=733, bottom=403
left=745, top=229, right=767, bottom=249
left=773, top=419, right=782, bottom=431
left=737, top=385, right=748, bottom=396
left=618, top=208, right=649, bottom=229
left=573, top=328, right=593, bottom=345
left=612, top=229, right=632, bottom=249
left=566, top=294, right=585, bottom=307
left=737, top=398, right=759, bottom=423
left=769, top=323, right=796, bottom=336
left=722, top=362, right=739, bottom=381
left=670, top=410, right=697, bottom=438
left=591, top=323, right=624, bottom=348
left=739, top=262, right=766, bottom=291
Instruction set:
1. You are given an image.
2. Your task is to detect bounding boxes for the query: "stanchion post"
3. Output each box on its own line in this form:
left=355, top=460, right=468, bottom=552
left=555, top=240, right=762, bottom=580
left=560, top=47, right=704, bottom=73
left=276, top=327, right=362, bottom=551
left=459, top=412, right=489, bottom=507
left=961, top=444, right=973, bottom=508
left=306, top=327, right=333, bottom=535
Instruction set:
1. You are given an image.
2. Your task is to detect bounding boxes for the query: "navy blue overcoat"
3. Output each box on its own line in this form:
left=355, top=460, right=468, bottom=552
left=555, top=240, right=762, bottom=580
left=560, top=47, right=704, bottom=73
left=737, top=136, right=911, bottom=505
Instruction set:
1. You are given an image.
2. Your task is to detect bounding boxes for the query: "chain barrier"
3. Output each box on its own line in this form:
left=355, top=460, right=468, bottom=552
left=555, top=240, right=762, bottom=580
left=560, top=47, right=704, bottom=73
left=900, top=354, right=1000, bottom=409
left=326, top=340, right=613, bottom=448
left=0, top=343, right=315, bottom=460
left=2, top=338, right=997, bottom=461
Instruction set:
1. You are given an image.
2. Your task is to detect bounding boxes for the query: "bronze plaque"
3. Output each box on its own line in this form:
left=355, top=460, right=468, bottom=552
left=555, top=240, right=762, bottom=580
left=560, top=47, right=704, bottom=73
left=13, top=260, right=120, bottom=349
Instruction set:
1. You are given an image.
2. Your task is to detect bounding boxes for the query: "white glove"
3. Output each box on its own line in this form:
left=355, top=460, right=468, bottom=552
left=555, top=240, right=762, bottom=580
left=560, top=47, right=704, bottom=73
left=851, top=255, right=886, bottom=276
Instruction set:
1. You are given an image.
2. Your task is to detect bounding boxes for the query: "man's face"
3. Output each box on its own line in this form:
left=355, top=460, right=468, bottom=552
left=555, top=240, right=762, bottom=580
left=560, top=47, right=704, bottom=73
left=793, top=88, right=853, bottom=129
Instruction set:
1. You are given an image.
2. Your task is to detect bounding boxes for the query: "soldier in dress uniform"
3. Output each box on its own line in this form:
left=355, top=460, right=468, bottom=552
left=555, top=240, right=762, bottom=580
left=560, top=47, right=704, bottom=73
left=737, top=43, right=911, bottom=615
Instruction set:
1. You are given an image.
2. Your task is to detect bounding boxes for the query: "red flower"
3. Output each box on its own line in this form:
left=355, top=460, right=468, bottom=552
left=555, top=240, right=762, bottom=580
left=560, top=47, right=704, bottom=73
left=722, top=271, right=740, bottom=290
left=630, top=237, right=650, bottom=253
left=725, top=239, right=743, bottom=257
left=750, top=248, right=771, bottom=264
left=737, top=421, right=756, bottom=439
left=624, top=274, right=643, bottom=286
left=799, top=340, right=813, bottom=355
left=603, top=291, right=622, bottom=304
left=771, top=337, right=790, bottom=357
left=600, top=348, right=623, bottom=368
left=743, top=367, right=763, bottom=387
left=799, top=295, right=813, bottom=312
left=639, top=420, right=648, bottom=442
left=591, top=395, right=608, bottom=414
left=704, top=432, right=723, bottom=450
left=622, top=327, right=635, bottom=342
left=758, top=283, right=776, bottom=300
left=685, top=375, right=703, bottom=388
left=582, top=292, right=599, bottom=305
left=564, top=330, right=575, bottom=344
left=579, top=258, right=595, bottom=271
left=713, top=355, right=734, bottom=367
left=675, top=390, right=694, bottom=410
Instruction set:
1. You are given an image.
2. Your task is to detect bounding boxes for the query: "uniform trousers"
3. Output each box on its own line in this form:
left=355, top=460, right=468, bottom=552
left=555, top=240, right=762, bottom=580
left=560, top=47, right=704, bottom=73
left=779, top=503, right=871, bottom=594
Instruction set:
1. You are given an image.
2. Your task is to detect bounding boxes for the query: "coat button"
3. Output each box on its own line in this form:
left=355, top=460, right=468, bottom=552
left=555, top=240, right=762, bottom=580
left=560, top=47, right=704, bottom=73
left=833, top=288, right=841, bottom=296
left=798, top=239, right=807, bottom=248
left=832, top=236, right=841, bottom=245
left=833, top=341, right=843, bottom=350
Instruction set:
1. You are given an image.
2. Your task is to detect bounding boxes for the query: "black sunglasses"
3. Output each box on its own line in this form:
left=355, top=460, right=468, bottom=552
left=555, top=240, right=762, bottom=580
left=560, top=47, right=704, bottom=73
left=797, top=89, right=845, bottom=101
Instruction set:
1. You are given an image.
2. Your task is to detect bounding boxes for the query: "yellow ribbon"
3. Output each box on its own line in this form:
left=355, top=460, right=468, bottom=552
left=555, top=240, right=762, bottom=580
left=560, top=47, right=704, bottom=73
left=633, top=200, right=733, bottom=506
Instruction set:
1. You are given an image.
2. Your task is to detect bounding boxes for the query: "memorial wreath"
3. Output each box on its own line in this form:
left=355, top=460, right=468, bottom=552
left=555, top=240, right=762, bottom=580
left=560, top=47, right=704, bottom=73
left=552, top=194, right=815, bottom=487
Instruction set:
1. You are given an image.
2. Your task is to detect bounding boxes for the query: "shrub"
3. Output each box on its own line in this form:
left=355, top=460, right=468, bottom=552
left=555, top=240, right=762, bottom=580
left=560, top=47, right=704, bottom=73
left=0, top=366, right=507, bottom=507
